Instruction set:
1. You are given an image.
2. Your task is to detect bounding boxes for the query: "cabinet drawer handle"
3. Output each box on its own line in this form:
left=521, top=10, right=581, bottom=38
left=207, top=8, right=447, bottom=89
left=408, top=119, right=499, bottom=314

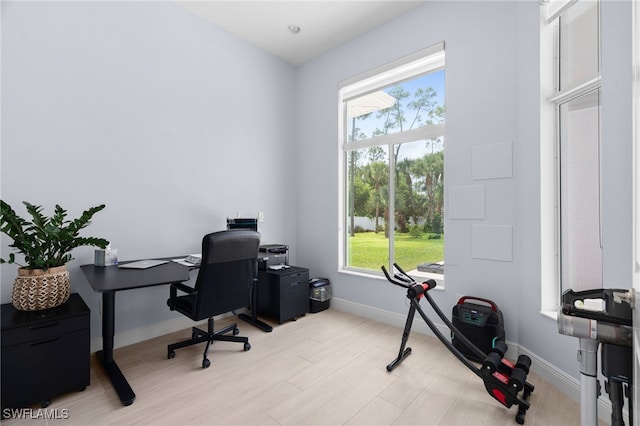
left=29, top=321, right=60, bottom=330
left=30, top=336, right=60, bottom=346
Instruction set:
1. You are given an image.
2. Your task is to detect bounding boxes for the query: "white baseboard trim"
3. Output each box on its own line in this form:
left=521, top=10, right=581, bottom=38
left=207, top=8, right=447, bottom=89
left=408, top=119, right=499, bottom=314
left=331, top=297, right=618, bottom=424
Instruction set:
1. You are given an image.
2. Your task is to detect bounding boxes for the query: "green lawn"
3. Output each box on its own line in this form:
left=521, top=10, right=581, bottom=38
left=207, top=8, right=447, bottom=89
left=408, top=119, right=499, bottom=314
left=347, top=231, right=444, bottom=270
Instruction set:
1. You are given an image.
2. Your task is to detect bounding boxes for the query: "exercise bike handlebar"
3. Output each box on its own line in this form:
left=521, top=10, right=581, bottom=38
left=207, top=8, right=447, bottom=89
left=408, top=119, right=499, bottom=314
left=381, top=264, right=437, bottom=297
left=381, top=265, right=411, bottom=288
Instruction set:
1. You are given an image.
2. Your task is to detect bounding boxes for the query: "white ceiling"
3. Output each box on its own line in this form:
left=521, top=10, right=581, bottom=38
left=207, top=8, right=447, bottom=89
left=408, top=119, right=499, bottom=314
left=176, top=1, right=426, bottom=66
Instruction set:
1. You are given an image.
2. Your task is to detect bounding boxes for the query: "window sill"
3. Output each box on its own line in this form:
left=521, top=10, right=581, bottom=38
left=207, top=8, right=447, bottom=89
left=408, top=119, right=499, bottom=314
left=540, top=309, right=558, bottom=321
left=339, top=268, right=445, bottom=291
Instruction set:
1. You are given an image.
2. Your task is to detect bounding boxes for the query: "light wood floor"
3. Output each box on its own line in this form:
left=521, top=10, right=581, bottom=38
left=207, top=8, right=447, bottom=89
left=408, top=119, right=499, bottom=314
left=5, top=308, right=597, bottom=425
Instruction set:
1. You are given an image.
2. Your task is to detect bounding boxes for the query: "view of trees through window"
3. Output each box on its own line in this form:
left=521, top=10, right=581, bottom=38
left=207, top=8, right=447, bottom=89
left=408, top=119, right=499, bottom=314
left=343, top=68, right=445, bottom=275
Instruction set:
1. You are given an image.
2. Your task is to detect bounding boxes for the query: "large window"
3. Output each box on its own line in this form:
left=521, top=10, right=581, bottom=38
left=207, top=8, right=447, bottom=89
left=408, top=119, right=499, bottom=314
left=339, top=44, right=445, bottom=279
left=543, top=0, right=601, bottom=309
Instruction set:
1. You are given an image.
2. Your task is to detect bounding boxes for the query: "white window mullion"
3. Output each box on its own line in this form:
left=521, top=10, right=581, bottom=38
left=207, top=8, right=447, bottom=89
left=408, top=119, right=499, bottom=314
left=548, top=76, right=601, bottom=104
left=388, top=143, right=395, bottom=270
left=344, top=123, right=446, bottom=152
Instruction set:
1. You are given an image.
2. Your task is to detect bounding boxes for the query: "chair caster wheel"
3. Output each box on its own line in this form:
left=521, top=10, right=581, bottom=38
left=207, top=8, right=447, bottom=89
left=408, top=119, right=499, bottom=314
left=168, top=350, right=176, bottom=359
left=41, top=399, right=51, bottom=408
left=233, top=327, right=240, bottom=335
left=244, top=342, right=251, bottom=351
left=202, top=358, right=211, bottom=369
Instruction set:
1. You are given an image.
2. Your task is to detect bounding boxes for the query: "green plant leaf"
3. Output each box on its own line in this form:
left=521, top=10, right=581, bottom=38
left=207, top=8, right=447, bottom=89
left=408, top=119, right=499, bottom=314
left=0, top=200, right=110, bottom=269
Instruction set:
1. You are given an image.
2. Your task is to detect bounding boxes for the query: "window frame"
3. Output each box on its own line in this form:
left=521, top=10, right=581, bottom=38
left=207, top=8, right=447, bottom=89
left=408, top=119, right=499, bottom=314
left=540, top=0, right=601, bottom=315
left=337, top=43, right=446, bottom=281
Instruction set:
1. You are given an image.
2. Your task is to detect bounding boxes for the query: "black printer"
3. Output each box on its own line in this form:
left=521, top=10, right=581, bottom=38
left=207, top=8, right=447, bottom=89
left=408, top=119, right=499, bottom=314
left=258, top=244, right=288, bottom=270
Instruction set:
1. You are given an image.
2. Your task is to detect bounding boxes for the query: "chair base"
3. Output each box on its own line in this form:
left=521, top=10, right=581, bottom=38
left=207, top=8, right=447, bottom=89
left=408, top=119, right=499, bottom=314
left=167, top=317, right=251, bottom=368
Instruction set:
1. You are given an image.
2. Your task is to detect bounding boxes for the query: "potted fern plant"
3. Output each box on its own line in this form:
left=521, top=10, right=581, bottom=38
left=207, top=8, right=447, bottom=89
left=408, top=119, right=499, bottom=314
left=0, top=200, right=110, bottom=311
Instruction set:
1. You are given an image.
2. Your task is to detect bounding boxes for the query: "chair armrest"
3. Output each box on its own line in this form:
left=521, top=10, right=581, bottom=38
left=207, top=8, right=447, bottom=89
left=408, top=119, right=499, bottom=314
left=171, top=282, right=196, bottom=295
left=168, top=282, right=196, bottom=311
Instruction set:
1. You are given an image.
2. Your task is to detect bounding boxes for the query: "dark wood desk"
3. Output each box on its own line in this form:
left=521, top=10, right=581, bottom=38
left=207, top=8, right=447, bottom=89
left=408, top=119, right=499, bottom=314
left=80, top=261, right=190, bottom=406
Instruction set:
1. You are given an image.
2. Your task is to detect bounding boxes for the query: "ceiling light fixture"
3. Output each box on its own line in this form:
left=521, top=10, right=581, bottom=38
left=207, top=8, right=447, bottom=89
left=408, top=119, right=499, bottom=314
left=286, top=25, right=301, bottom=34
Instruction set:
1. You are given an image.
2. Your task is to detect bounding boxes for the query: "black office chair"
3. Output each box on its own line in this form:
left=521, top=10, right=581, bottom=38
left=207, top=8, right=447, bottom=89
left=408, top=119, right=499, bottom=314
left=167, top=229, right=260, bottom=368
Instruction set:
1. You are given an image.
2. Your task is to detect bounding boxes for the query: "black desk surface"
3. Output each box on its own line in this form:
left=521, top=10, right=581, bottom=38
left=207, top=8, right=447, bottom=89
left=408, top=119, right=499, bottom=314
left=80, top=261, right=191, bottom=292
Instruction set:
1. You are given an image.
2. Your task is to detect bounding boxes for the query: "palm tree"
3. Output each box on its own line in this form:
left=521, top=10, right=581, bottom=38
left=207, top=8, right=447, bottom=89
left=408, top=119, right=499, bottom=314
left=363, top=160, right=388, bottom=233
left=396, top=158, right=418, bottom=228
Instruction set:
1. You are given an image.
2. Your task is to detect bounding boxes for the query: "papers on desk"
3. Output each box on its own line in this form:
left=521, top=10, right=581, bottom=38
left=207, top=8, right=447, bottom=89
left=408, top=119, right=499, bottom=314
left=172, top=254, right=201, bottom=267
left=268, top=264, right=290, bottom=271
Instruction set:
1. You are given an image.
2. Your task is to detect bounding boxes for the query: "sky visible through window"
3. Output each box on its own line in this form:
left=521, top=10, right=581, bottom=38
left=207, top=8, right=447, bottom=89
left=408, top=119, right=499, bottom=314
left=349, top=69, right=445, bottom=161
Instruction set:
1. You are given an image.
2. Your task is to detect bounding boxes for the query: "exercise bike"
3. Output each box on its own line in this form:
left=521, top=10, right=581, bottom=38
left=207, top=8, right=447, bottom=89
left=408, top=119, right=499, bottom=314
left=382, top=263, right=535, bottom=424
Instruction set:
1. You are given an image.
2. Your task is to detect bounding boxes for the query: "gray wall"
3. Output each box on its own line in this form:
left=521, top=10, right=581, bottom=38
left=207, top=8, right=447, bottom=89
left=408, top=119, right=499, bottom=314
left=1, top=1, right=297, bottom=339
left=295, top=0, right=633, bottom=380
left=1, top=0, right=633, bottom=383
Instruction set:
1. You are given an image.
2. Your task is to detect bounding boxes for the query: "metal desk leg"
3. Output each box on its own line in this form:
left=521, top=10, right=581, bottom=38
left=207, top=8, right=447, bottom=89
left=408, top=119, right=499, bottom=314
left=238, top=279, right=272, bottom=332
left=96, top=292, right=136, bottom=406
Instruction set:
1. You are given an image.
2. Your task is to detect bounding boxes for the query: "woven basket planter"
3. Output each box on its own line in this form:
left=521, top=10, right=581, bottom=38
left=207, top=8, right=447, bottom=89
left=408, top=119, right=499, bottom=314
left=12, top=265, right=71, bottom=311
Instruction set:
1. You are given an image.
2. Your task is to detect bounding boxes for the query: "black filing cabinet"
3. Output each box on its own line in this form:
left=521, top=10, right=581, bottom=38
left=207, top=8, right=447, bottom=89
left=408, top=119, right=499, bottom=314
left=257, top=266, right=309, bottom=323
left=1, top=293, right=90, bottom=409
